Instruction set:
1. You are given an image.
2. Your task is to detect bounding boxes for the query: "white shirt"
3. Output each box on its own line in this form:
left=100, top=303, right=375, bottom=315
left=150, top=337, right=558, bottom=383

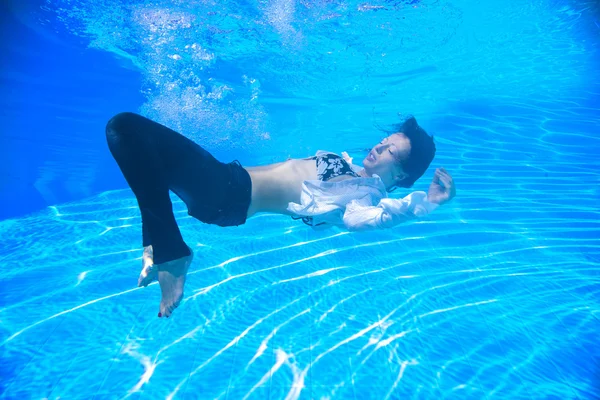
left=286, top=155, right=439, bottom=231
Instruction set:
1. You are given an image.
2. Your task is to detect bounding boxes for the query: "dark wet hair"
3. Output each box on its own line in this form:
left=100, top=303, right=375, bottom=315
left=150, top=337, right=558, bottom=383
left=386, top=115, right=436, bottom=188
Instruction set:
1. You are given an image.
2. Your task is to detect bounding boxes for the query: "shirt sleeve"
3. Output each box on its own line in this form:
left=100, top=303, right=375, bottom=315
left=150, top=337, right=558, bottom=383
left=342, top=191, right=439, bottom=231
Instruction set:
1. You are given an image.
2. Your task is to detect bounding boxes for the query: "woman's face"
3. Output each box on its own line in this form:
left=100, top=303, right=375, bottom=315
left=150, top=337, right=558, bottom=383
left=362, top=133, right=411, bottom=186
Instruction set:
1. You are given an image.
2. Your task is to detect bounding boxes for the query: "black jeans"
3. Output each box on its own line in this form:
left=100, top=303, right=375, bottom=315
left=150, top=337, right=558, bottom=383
left=105, top=112, right=252, bottom=264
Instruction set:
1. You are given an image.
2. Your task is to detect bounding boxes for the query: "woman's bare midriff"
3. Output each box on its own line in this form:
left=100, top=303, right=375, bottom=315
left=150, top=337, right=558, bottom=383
left=245, top=158, right=317, bottom=218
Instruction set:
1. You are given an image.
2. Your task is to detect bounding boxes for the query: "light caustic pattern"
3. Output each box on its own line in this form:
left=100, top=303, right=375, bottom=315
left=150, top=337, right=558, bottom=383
left=0, top=164, right=599, bottom=400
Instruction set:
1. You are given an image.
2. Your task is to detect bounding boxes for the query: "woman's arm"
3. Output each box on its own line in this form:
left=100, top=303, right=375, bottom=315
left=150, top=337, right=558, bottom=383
left=342, top=191, right=439, bottom=231
left=342, top=168, right=456, bottom=231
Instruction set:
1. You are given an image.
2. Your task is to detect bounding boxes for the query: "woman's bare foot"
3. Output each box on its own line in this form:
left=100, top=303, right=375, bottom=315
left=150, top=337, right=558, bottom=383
left=138, top=245, right=157, bottom=287
left=157, top=247, right=194, bottom=318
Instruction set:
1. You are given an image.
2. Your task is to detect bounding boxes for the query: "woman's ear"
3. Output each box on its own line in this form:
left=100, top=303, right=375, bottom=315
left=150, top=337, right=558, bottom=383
left=394, top=172, right=410, bottom=187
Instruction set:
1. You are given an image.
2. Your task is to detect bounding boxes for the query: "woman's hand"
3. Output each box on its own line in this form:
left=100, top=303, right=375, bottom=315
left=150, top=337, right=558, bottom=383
left=428, top=168, right=456, bottom=205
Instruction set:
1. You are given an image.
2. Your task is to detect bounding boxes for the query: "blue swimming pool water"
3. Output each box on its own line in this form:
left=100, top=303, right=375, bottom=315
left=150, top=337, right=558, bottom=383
left=1, top=0, right=599, bottom=399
